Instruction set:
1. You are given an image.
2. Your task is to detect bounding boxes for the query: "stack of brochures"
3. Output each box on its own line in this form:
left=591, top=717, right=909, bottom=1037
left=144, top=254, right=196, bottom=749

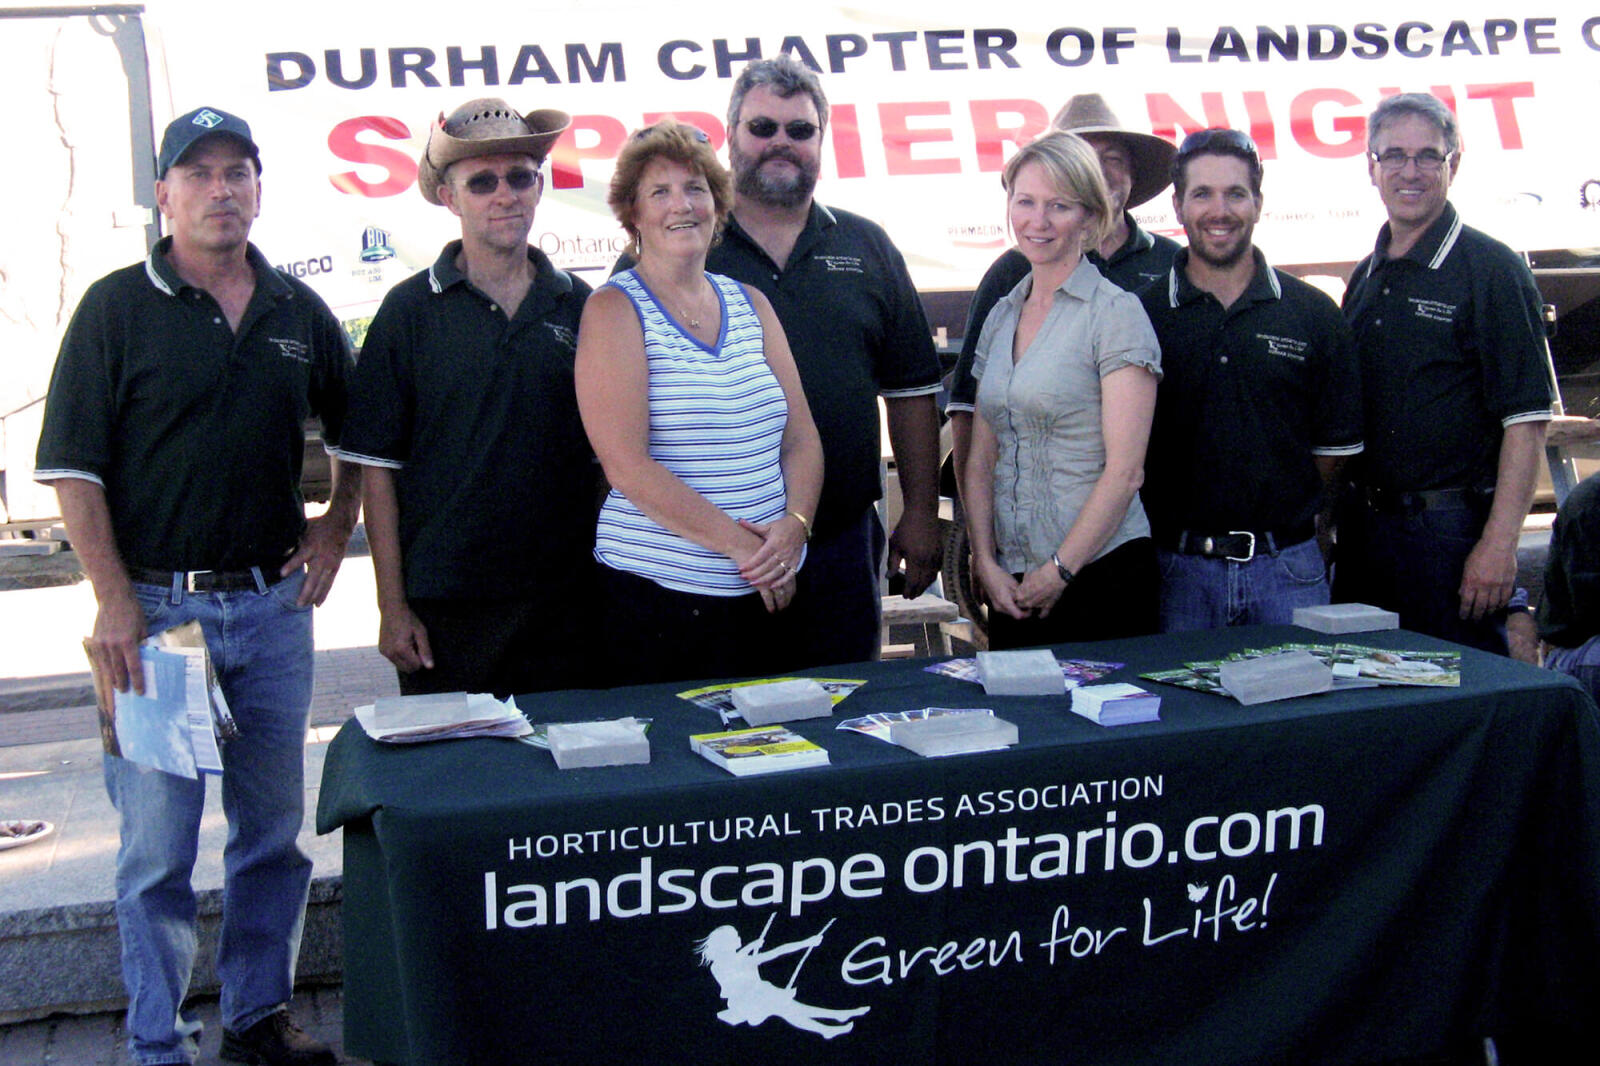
left=1070, top=683, right=1161, bottom=726
left=689, top=725, right=829, bottom=776
left=353, top=692, right=532, bottom=743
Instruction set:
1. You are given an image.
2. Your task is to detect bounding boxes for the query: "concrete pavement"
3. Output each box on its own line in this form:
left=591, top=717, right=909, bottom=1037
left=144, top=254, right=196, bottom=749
left=0, top=546, right=395, bottom=1063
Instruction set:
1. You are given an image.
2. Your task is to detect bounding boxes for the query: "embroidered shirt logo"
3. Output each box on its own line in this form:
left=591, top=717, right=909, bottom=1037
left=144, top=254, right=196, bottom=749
left=1408, top=297, right=1457, bottom=324
left=1257, top=333, right=1309, bottom=362
left=546, top=323, right=577, bottom=351
left=267, top=337, right=311, bottom=363
left=191, top=109, right=226, bottom=129
left=816, top=255, right=865, bottom=275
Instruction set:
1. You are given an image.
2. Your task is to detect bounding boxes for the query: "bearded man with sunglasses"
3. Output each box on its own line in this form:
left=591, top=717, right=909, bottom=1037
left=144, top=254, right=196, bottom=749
left=704, top=56, right=945, bottom=669
left=1336, top=93, right=1553, bottom=655
left=342, top=98, right=600, bottom=695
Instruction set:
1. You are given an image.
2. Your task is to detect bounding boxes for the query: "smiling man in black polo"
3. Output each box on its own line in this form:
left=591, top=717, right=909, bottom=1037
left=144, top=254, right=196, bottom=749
left=1141, top=129, right=1363, bottom=631
left=339, top=98, right=598, bottom=696
left=1337, top=93, right=1553, bottom=655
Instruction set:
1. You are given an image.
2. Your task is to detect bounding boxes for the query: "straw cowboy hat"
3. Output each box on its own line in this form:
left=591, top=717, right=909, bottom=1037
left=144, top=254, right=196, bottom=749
left=1051, top=94, right=1177, bottom=208
left=417, top=98, right=571, bottom=204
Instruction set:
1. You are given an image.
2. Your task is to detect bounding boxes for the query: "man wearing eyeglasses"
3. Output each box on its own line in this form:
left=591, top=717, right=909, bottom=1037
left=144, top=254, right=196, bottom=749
left=36, top=107, right=354, bottom=1066
left=706, top=56, right=945, bottom=668
left=1337, top=93, right=1553, bottom=655
left=1138, top=128, right=1362, bottom=631
left=341, top=98, right=600, bottom=695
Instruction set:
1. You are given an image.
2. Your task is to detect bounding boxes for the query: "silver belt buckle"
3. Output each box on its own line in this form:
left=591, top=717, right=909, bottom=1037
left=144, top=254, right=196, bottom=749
left=1225, top=531, right=1256, bottom=563
left=184, top=570, right=212, bottom=593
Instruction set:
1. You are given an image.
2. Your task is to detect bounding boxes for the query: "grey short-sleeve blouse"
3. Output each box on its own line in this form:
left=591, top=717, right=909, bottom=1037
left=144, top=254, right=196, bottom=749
left=973, top=257, right=1162, bottom=573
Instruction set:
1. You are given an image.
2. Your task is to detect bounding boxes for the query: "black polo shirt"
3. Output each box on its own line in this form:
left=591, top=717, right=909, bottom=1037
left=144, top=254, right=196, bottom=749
left=705, top=203, right=942, bottom=539
left=1538, top=473, right=1600, bottom=648
left=1140, top=248, right=1363, bottom=539
left=340, top=242, right=595, bottom=602
left=946, top=214, right=1180, bottom=413
left=35, top=238, right=351, bottom=572
left=1343, top=202, right=1553, bottom=493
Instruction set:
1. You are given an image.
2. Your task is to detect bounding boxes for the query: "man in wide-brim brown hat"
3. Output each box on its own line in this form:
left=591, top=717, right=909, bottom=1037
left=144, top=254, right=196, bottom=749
left=947, top=93, right=1183, bottom=488
left=416, top=97, right=570, bottom=204
left=341, top=97, right=605, bottom=697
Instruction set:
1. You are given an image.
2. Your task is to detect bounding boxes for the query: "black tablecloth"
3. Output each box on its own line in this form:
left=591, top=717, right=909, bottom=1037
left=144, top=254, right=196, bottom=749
left=317, top=626, right=1600, bottom=1065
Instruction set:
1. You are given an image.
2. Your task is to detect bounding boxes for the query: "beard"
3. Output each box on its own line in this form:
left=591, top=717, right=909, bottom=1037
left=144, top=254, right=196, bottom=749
left=1184, top=227, right=1254, bottom=271
left=731, top=141, right=819, bottom=209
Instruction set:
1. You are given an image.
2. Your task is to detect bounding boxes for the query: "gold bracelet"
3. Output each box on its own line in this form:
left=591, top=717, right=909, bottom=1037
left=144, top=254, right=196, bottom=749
left=788, top=510, right=813, bottom=541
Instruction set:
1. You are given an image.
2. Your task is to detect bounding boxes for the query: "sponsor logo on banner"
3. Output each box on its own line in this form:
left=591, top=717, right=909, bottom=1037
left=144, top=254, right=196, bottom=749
left=360, top=226, right=396, bottom=263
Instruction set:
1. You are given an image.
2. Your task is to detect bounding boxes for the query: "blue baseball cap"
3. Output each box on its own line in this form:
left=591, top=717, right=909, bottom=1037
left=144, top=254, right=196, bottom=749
left=158, top=107, right=262, bottom=177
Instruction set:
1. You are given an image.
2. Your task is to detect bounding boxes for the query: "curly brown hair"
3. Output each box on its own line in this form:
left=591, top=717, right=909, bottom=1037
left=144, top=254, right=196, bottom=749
left=608, top=120, right=734, bottom=258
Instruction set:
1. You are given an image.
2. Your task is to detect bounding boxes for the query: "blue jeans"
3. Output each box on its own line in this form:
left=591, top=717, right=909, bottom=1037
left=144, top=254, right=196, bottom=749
left=1158, top=537, right=1329, bottom=633
left=107, top=569, right=315, bottom=1064
left=1545, top=635, right=1600, bottom=705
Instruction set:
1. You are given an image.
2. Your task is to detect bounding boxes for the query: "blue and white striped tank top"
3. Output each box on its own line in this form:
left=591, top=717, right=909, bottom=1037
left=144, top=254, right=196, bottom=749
left=594, top=270, right=789, bottom=596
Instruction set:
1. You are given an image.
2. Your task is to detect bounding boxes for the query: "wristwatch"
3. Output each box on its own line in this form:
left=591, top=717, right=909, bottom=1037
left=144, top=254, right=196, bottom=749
left=1051, top=552, right=1075, bottom=587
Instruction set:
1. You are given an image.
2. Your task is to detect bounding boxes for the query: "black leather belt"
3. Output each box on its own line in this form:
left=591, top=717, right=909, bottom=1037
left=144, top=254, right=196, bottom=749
left=127, top=564, right=289, bottom=592
left=1363, top=486, right=1491, bottom=514
left=1162, top=524, right=1314, bottom=562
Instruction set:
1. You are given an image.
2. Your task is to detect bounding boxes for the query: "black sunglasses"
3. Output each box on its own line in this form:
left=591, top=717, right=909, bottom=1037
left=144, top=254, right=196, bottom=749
left=460, top=167, right=539, bottom=196
left=744, top=117, right=819, bottom=141
left=1175, top=127, right=1260, bottom=162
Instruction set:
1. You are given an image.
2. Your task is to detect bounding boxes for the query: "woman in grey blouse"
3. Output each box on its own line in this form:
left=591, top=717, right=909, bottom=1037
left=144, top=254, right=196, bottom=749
left=963, top=131, right=1163, bottom=648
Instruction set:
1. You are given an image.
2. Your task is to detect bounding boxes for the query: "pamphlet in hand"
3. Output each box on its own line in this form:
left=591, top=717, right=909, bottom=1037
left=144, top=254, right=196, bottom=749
left=90, top=621, right=229, bottom=779
left=689, top=725, right=829, bottom=777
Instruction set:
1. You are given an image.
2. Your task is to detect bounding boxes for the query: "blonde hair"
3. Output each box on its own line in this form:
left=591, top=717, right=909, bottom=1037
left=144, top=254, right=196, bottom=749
left=608, top=120, right=734, bottom=258
left=1002, top=131, right=1114, bottom=250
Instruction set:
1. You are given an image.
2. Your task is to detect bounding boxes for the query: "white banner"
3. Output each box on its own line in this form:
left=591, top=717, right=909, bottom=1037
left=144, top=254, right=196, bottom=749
left=138, top=1, right=1600, bottom=325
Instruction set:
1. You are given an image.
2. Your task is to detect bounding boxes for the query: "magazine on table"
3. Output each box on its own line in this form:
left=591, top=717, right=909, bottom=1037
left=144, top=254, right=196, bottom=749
left=677, top=677, right=865, bottom=724
left=924, top=656, right=1123, bottom=688
left=1142, top=642, right=1460, bottom=696
left=689, top=724, right=830, bottom=776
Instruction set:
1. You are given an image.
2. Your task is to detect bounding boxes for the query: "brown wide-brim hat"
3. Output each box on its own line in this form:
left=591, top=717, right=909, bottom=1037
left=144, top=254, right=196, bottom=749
left=417, top=98, right=571, bottom=205
left=1051, top=94, right=1177, bottom=209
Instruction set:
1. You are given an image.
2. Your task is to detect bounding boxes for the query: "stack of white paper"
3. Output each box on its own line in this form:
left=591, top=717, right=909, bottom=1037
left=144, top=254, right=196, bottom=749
left=1218, top=651, right=1333, bottom=705
left=353, top=692, right=532, bottom=743
left=731, top=679, right=833, bottom=725
left=890, top=712, right=1018, bottom=756
left=1070, top=683, right=1161, bottom=726
left=977, top=650, right=1066, bottom=696
left=1292, top=602, right=1401, bottom=634
left=548, top=718, right=651, bottom=769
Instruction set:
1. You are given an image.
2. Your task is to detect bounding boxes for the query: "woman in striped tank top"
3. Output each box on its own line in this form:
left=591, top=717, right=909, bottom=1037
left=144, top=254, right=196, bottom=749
left=576, top=121, right=823, bottom=686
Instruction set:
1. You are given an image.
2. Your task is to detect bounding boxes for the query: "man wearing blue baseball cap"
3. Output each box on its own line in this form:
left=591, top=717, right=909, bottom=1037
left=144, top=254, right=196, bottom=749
left=35, top=106, right=355, bottom=1065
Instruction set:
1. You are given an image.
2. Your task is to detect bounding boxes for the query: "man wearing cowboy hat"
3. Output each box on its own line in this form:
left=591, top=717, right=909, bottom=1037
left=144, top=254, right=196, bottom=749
left=36, top=106, right=356, bottom=1065
left=946, top=93, right=1182, bottom=485
left=1139, top=128, right=1363, bottom=631
left=341, top=98, right=600, bottom=695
